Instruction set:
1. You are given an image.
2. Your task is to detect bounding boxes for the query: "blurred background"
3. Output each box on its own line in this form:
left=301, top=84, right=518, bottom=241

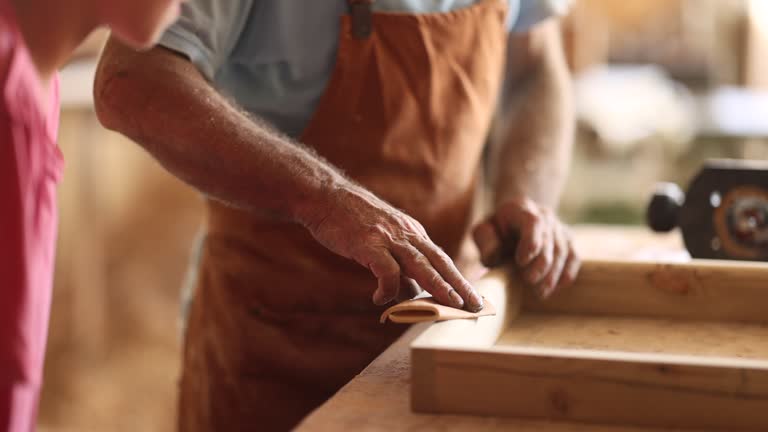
left=40, top=0, right=768, bottom=430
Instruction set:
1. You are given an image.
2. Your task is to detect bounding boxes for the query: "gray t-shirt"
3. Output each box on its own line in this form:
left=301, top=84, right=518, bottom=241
left=160, top=0, right=569, bottom=137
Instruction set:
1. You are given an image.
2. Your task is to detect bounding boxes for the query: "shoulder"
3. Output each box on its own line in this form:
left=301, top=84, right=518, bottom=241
left=158, top=0, right=257, bottom=79
left=510, top=0, right=572, bottom=32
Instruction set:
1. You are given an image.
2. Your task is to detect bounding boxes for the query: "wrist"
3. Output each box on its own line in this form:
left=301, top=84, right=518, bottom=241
left=494, top=191, right=558, bottom=212
left=292, top=175, right=347, bottom=231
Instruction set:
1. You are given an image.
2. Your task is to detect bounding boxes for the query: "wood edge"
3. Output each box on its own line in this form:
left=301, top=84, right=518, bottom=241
left=579, top=258, right=768, bottom=270
left=409, top=266, right=515, bottom=350
left=485, top=345, right=768, bottom=370
left=522, top=258, right=768, bottom=324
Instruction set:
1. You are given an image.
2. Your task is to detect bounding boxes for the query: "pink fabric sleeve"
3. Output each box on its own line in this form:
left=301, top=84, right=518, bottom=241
left=0, top=4, right=62, bottom=430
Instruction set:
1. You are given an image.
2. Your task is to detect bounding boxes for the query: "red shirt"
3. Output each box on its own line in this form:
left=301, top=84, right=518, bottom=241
left=0, top=1, right=62, bottom=430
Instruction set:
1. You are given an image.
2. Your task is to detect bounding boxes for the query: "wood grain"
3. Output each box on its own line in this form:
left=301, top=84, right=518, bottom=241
left=416, top=346, right=768, bottom=430
left=497, top=314, right=768, bottom=360
left=412, top=258, right=768, bottom=430
left=300, top=325, right=692, bottom=432
left=525, top=259, right=768, bottom=323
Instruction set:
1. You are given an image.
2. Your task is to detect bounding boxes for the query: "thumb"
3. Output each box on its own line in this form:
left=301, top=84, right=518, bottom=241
left=472, top=220, right=501, bottom=267
left=367, top=249, right=402, bottom=305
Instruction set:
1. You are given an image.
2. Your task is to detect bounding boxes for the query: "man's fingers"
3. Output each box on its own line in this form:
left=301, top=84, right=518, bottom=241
left=367, top=249, right=401, bottom=305
left=413, top=238, right=484, bottom=312
left=555, top=247, right=581, bottom=291
left=513, top=214, right=545, bottom=267
left=537, top=226, right=569, bottom=298
left=520, top=225, right=553, bottom=286
left=396, top=276, right=421, bottom=303
left=472, top=221, right=501, bottom=267
left=393, top=244, right=464, bottom=309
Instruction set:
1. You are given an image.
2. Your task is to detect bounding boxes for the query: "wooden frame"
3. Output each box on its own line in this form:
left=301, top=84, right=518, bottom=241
left=411, top=260, right=768, bottom=431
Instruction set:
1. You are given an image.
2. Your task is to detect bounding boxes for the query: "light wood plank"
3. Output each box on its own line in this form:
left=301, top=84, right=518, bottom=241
left=524, top=259, right=768, bottom=323
left=497, top=314, right=768, bottom=360
left=416, top=346, right=768, bottom=430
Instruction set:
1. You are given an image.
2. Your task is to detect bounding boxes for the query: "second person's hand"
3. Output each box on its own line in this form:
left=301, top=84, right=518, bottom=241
left=472, top=196, right=580, bottom=299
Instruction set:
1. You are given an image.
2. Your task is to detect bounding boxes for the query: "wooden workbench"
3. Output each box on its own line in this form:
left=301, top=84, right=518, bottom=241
left=296, top=225, right=722, bottom=432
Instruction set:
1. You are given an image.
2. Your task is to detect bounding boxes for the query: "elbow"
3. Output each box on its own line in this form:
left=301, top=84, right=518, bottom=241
left=93, top=38, right=156, bottom=136
left=93, top=58, right=135, bottom=134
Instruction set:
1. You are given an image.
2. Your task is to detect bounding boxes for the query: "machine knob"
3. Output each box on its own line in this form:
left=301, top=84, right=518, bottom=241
left=647, top=182, right=685, bottom=232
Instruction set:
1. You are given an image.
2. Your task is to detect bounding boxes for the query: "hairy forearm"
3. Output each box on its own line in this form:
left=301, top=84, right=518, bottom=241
left=490, top=21, right=573, bottom=209
left=94, top=39, right=346, bottom=224
left=94, top=39, right=487, bottom=310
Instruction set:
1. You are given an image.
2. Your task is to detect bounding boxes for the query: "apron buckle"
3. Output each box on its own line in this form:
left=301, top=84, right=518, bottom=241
left=349, top=0, right=374, bottom=39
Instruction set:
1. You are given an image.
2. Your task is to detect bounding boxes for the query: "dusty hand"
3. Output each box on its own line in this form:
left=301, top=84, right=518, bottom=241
left=302, top=183, right=484, bottom=311
left=472, top=197, right=580, bottom=298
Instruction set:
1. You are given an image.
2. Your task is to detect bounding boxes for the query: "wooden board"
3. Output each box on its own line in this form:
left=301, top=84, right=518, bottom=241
left=525, top=259, right=768, bottom=323
left=411, top=260, right=768, bottom=431
left=298, top=324, right=695, bottom=432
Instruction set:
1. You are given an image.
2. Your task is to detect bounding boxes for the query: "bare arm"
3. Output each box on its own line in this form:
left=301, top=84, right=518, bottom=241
left=95, top=41, right=341, bottom=220
left=473, top=20, right=579, bottom=297
left=492, top=20, right=573, bottom=208
left=94, top=38, right=483, bottom=311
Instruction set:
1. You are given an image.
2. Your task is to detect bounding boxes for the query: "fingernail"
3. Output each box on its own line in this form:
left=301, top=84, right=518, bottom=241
left=525, top=251, right=536, bottom=264
left=538, top=283, right=553, bottom=299
left=448, top=290, right=464, bottom=309
left=468, top=293, right=484, bottom=312
left=519, top=251, right=536, bottom=266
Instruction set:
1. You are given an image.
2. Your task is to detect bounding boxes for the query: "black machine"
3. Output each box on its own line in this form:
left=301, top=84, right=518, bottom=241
left=647, top=159, right=768, bottom=261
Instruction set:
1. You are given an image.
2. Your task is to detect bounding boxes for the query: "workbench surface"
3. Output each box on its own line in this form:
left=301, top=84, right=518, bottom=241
left=296, top=226, right=721, bottom=432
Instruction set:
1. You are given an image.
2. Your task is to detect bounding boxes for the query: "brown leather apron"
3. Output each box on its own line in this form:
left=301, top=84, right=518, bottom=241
left=178, top=1, right=508, bottom=430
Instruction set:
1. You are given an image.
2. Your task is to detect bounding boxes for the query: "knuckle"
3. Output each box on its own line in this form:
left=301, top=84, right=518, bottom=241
left=507, top=196, right=530, bottom=210
left=412, top=218, right=427, bottom=233
left=365, top=224, right=390, bottom=242
left=528, top=232, right=544, bottom=250
left=415, top=254, right=432, bottom=269
left=430, top=245, right=451, bottom=262
left=401, top=215, right=425, bottom=233
left=522, top=208, right=540, bottom=225
left=428, top=272, right=445, bottom=289
left=525, top=264, right=543, bottom=283
left=540, top=250, right=554, bottom=269
left=553, top=243, right=568, bottom=264
left=400, top=248, right=430, bottom=270
left=404, top=247, right=423, bottom=262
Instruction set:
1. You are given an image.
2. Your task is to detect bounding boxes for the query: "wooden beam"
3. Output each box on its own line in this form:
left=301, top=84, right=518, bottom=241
left=524, top=259, right=768, bottom=324
left=415, top=345, right=768, bottom=431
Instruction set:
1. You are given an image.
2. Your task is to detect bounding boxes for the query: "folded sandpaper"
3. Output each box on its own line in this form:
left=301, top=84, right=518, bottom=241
left=380, top=296, right=496, bottom=324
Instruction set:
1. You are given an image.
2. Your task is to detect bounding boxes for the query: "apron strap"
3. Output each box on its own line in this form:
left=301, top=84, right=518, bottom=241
left=348, top=0, right=374, bottom=39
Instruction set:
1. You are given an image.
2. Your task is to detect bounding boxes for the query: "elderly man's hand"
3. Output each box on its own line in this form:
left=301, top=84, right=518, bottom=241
left=301, top=183, right=484, bottom=312
left=471, top=197, right=580, bottom=298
